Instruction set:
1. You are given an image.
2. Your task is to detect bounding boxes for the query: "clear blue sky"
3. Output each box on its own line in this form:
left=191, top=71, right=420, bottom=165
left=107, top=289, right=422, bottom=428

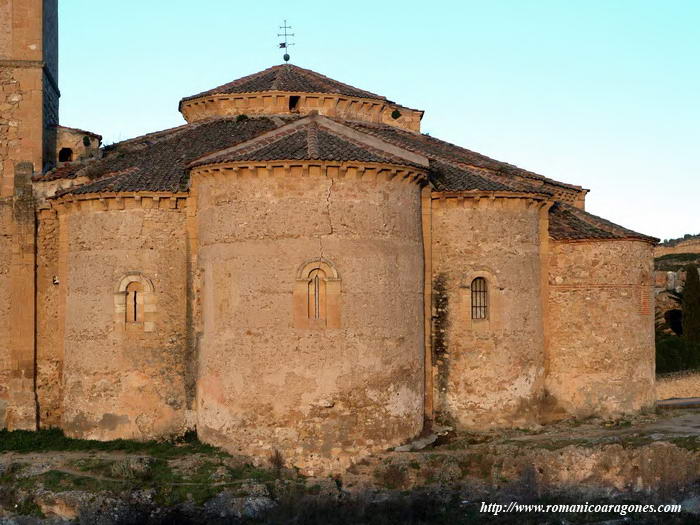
left=58, top=0, right=699, bottom=240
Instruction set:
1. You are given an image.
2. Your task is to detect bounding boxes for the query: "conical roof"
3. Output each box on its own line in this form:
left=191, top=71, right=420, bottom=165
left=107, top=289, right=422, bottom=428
left=181, top=64, right=388, bottom=104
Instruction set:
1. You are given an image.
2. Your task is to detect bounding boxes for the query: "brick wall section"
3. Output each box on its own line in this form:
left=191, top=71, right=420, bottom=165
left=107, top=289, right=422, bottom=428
left=56, top=199, right=190, bottom=440
left=193, top=164, right=424, bottom=475
left=430, top=196, right=547, bottom=429
left=546, top=240, right=656, bottom=417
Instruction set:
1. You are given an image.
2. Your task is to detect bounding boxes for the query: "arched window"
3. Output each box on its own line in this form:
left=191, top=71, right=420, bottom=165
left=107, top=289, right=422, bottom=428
left=307, top=268, right=327, bottom=321
left=114, top=272, right=155, bottom=332
left=471, top=277, right=488, bottom=320
left=294, top=259, right=341, bottom=329
left=58, top=147, right=73, bottom=162
left=125, top=281, right=143, bottom=323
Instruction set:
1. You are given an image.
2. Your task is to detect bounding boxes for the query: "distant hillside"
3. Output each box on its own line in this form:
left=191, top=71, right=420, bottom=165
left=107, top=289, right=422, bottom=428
left=661, top=233, right=700, bottom=247
left=655, top=234, right=700, bottom=259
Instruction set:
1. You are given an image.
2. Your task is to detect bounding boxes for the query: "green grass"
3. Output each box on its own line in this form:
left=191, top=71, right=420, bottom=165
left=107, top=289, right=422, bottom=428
left=0, top=428, right=224, bottom=458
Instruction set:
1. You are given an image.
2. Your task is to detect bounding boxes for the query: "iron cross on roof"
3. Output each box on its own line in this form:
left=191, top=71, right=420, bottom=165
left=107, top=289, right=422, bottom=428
left=277, top=20, right=295, bottom=62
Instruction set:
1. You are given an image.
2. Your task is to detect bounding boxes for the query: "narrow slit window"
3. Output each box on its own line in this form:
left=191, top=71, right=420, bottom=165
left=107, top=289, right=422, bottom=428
left=471, top=277, right=488, bottom=320
left=307, top=268, right=327, bottom=321
left=125, top=281, right=143, bottom=323
left=294, top=259, right=341, bottom=329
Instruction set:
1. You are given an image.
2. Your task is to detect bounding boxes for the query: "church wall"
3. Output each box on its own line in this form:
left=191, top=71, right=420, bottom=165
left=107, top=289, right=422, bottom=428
left=0, top=201, right=12, bottom=427
left=0, top=0, right=58, bottom=430
left=57, top=198, right=190, bottom=440
left=545, top=240, right=655, bottom=417
left=35, top=207, right=62, bottom=426
left=193, top=164, right=425, bottom=474
left=430, top=196, right=547, bottom=429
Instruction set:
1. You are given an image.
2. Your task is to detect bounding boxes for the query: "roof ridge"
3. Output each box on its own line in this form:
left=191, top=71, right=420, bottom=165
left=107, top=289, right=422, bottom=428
left=313, top=123, right=413, bottom=166
left=341, top=120, right=584, bottom=192
left=307, top=121, right=319, bottom=158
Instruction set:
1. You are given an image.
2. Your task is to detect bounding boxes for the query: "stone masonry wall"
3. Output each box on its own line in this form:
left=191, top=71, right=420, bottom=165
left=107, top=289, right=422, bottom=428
left=0, top=0, right=57, bottom=430
left=36, top=208, right=61, bottom=426
left=58, top=200, right=190, bottom=440
left=0, top=201, right=11, bottom=426
left=193, top=165, right=425, bottom=474
left=55, top=126, right=100, bottom=164
left=430, top=197, right=546, bottom=429
left=546, top=240, right=655, bottom=417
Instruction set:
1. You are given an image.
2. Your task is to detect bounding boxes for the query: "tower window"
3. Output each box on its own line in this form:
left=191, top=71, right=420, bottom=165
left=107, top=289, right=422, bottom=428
left=471, top=277, right=488, bottom=320
left=83, top=136, right=91, bottom=146
left=289, top=95, right=300, bottom=112
left=58, top=148, right=73, bottom=162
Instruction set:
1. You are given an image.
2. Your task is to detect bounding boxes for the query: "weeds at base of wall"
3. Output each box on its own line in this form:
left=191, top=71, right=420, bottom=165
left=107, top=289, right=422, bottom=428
left=0, top=428, right=222, bottom=457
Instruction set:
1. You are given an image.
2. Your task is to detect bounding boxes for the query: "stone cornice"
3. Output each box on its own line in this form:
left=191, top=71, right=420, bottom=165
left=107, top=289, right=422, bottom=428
left=47, top=192, right=188, bottom=215
left=191, top=160, right=427, bottom=186
left=179, top=90, right=423, bottom=132
left=431, top=190, right=553, bottom=205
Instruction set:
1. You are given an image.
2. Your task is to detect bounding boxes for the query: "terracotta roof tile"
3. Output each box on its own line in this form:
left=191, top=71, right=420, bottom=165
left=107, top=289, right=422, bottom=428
left=549, top=202, right=657, bottom=243
left=181, top=64, right=388, bottom=104
left=430, top=161, right=530, bottom=193
left=55, top=124, right=102, bottom=140
left=341, top=120, right=582, bottom=193
left=35, top=163, right=84, bottom=182
left=53, top=117, right=290, bottom=197
left=198, top=121, right=417, bottom=167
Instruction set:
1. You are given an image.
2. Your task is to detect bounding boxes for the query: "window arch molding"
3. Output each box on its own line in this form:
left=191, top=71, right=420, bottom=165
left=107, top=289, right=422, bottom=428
left=293, top=259, right=341, bottom=329
left=114, top=272, right=156, bottom=332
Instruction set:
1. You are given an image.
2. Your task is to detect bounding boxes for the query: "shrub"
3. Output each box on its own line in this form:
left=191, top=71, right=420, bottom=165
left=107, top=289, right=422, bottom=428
left=656, top=334, right=700, bottom=374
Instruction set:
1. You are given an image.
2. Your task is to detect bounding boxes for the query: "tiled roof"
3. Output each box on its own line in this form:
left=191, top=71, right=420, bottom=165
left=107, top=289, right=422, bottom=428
left=36, top=163, right=84, bottom=182
left=48, top=114, right=570, bottom=196
left=194, top=120, right=420, bottom=167
left=549, top=202, right=657, bottom=243
left=55, top=124, right=102, bottom=140
left=340, top=120, right=582, bottom=193
left=61, top=168, right=145, bottom=195
left=181, top=64, right=388, bottom=104
left=430, top=161, right=543, bottom=193
left=52, top=117, right=290, bottom=197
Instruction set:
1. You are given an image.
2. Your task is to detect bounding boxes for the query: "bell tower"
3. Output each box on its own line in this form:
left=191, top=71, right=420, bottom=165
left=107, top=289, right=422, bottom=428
left=0, top=0, right=59, bottom=430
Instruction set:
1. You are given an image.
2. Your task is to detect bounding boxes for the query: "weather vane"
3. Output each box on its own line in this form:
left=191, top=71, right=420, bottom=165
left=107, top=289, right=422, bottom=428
left=277, top=20, right=295, bottom=63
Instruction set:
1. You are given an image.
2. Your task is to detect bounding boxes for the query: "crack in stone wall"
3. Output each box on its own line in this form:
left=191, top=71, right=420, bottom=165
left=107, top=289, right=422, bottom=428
left=319, top=175, right=334, bottom=260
